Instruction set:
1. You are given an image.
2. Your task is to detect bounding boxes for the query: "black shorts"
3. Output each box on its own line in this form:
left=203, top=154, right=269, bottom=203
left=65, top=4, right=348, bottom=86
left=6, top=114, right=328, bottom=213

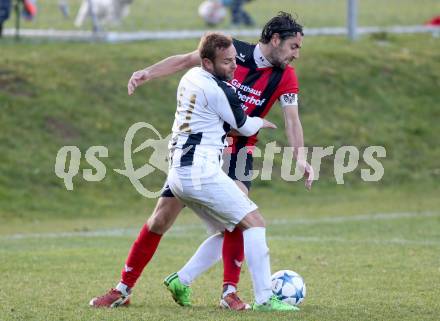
left=223, top=151, right=253, bottom=191
left=161, top=183, right=175, bottom=197
left=160, top=152, right=254, bottom=197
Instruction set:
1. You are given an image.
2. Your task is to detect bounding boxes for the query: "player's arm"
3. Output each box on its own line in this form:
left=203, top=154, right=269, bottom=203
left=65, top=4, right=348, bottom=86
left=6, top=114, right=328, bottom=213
left=214, top=83, right=276, bottom=136
left=222, top=109, right=276, bottom=137
left=128, top=50, right=200, bottom=95
left=238, top=116, right=276, bottom=136
left=283, top=105, right=304, bottom=160
left=283, top=105, right=314, bottom=190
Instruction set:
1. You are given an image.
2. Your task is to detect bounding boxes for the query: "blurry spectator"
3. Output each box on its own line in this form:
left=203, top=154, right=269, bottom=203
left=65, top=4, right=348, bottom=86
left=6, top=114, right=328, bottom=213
left=224, top=0, right=254, bottom=27
left=22, top=0, right=37, bottom=20
left=0, top=0, right=11, bottom=37
left=75, top=0, right=133, bottom=28
left=425, top=15, right=440, bottom=26
left=58, top=0, right=69, bottom=18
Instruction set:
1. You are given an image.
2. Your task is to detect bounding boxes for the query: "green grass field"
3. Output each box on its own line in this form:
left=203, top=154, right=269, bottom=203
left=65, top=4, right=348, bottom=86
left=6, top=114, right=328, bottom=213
left=2, top=0, right=440, bottom=31
left=1, top=29, right=440, bottom=320
left=1, top=188, right=439, bottom=321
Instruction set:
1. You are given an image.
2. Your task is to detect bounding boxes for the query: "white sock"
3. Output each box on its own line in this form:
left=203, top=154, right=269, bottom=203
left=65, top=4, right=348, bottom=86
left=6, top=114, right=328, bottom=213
left=222, top=284, right=237, bottom=298
left=115, top=282, right=130, bottom=296
left=243, top=227, right=272, bottom=304
left=177, top=233, right=223, bottom=286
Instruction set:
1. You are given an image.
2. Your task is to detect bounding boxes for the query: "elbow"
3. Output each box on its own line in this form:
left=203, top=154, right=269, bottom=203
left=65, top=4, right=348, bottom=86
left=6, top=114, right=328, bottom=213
left=236, top=117, right=263, bottom=136
left=236, top=128, right=255, bottom=137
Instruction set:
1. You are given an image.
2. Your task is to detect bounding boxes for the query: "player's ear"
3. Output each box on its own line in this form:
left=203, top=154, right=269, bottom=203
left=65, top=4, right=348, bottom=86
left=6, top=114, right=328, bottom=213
left=271, top=33, right=281, bottom=47
left=202, top=57, right=214, bottom=72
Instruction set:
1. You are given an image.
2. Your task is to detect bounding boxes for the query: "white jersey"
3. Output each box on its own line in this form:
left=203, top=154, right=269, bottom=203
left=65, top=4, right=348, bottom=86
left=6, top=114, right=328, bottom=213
left=169, top=67, right=263, bottom=167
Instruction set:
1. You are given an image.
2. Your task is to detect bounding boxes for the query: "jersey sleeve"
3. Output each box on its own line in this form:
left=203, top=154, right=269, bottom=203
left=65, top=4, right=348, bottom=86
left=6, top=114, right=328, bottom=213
left=212, top=80, right=263, bottom=136
left=278, top=67, right=300, bottom=108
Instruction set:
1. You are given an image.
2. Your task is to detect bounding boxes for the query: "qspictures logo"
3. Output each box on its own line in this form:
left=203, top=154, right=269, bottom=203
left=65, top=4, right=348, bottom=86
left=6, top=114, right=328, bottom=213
left=54, top=122, right=387, bottom=198
left=55, top=122, right=170, bottom=198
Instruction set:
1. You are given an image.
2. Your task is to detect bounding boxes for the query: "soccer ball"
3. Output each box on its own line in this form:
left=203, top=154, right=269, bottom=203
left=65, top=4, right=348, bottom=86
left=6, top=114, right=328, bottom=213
left=198, top=0, right=227, bottom=26
left=271, top=270, right=306, bottom=306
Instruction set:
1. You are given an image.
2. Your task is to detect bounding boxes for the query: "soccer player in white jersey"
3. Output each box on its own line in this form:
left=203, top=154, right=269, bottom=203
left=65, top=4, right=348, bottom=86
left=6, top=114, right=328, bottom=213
left=164, top=32, right=296, bottom=311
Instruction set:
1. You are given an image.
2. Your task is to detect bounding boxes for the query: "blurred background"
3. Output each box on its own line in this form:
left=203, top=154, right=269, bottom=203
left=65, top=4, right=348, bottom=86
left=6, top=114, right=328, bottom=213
left=1, top=0, right=440, bottom=38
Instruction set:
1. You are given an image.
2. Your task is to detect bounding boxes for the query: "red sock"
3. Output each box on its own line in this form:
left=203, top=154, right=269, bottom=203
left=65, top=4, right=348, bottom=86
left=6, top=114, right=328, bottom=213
left=121, top=224, right=162, bottom=288
left=222, top=227, right=244, bottom=288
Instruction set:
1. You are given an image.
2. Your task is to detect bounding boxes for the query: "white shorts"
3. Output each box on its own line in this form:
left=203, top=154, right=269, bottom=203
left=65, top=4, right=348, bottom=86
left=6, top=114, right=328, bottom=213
left=167, top=159, right=258, bottom=233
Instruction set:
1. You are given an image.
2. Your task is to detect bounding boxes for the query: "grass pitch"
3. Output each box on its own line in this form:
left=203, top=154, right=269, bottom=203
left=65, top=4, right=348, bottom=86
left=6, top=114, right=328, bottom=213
left=1, top=186, right=439, bottom=321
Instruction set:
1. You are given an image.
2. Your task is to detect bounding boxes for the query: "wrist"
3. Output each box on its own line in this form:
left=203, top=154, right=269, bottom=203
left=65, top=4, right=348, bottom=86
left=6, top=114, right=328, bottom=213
left=142, top=68, right=152, bottom=79
left=289, top=146, right=305, bottom=161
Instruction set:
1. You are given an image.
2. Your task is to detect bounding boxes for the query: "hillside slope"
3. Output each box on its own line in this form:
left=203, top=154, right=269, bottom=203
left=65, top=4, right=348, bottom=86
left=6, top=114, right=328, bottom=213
left=1, top=35, right=439, bottom=220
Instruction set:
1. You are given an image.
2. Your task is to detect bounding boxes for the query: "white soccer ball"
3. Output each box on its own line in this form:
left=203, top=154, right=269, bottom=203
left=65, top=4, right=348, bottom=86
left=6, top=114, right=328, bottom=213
left=198, top=0, right=227, bottom=26
left=271, top=270, right=306, bottom=306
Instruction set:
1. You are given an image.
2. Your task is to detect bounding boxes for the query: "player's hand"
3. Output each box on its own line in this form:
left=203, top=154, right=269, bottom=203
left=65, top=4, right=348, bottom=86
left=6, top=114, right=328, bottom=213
left=128, top=69, right=150, bottom=95
left=261, top=119, right=277, bottom=129
left=297, top=160, right=314, bottom=191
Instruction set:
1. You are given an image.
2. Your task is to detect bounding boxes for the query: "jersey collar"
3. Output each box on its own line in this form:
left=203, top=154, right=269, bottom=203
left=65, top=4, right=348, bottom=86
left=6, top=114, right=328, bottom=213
left=200, top=66, right=216, bottom=79
left=253, top=43, right=273, bottom=68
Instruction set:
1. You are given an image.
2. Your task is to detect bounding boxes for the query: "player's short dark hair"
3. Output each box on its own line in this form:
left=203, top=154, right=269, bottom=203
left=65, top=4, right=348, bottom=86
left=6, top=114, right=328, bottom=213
left=198, top=32, right=233, bottom=62
left=260, top=12, right=304, bottom=44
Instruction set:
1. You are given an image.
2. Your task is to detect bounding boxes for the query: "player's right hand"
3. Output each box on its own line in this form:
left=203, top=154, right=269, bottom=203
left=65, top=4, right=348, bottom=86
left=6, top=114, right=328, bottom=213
left=297, top=160, right=314, bottom=191
left=128, top=69, right=150, bottom=95
left=261, top=119, right=277, bottom=129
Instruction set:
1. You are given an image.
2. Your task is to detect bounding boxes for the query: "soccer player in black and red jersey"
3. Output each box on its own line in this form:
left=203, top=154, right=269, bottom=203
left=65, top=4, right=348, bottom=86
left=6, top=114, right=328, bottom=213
left=90, top=12, right=314, bottom=310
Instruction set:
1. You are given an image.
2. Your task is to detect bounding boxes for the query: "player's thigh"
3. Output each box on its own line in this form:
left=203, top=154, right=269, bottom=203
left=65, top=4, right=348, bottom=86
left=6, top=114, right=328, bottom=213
left=190, top=171, right=257, bottom=229
left=234, top=180, right=249, bottom=195
left=147, top=196, right=184, bottom=234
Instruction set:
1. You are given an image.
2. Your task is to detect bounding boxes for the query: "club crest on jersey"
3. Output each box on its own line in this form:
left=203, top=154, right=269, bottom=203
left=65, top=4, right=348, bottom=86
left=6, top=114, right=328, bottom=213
left=282, top=93, right=298, bottom=105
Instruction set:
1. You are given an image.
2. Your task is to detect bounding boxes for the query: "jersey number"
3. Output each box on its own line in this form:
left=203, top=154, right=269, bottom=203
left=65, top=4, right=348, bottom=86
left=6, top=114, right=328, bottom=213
left=178, top=93, right=197, bottom=133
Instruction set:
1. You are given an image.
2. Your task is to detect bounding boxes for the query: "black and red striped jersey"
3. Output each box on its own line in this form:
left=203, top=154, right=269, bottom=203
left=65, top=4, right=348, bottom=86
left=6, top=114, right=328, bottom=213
left=228, top=38, right=300, bottom=154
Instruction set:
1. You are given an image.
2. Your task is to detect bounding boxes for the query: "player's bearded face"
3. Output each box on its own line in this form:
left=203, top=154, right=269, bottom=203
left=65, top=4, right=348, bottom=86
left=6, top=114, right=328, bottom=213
left=271, top=34, right=303, bottom=69
left=213, top=45, right=237, bottom=81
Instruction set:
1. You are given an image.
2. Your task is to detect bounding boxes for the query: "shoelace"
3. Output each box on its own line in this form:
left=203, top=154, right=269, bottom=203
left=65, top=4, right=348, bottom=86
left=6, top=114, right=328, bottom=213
left=225, top=292, right=246, bottom=308
left=98, top=288, right=121, bottom=299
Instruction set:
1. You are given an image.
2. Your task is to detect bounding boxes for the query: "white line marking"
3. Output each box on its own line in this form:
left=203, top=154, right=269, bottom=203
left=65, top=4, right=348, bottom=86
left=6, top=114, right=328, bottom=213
left=2, top=211, right=439, bottom=246
left=269, top=235, right=440, bottom=246
left=3, top=25, right=439, bottom=42
left=271, top=211, right=439, bottom=225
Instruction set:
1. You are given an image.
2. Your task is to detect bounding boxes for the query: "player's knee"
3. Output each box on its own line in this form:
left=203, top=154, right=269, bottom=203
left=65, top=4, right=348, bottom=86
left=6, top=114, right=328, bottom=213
left=237, top=210, right=266, bottom=229
left=147, top=198, right=182, bottom=233
left=252, top=211, right=266, bottom=227
left=147, top=208, right=173, bottom=234
left=147, top=213, right=168, bottom=234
